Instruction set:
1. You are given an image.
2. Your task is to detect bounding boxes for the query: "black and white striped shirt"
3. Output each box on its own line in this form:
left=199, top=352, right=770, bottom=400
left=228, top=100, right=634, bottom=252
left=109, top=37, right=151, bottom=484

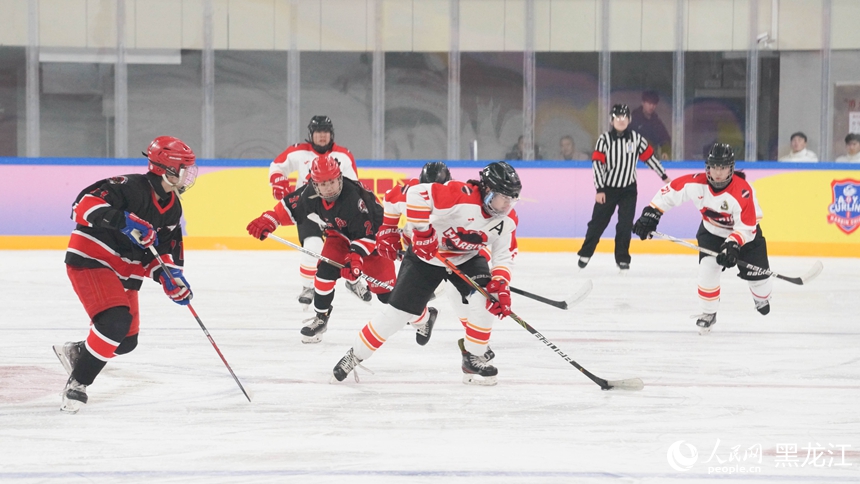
left=591, top=129, right=668, bottom=191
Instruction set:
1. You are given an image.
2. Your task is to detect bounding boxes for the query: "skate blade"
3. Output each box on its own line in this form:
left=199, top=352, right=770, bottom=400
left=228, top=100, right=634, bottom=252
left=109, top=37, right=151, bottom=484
left=698, top=326, right=712, bottom=336
left=462, top=373, right=497, bottom=386
left=52, top=345, right=72, bottom=375
left=299, top=302, right=311, bottom=312
left=301, top=335, right=323, bottom=344
left=60, top=399, right=84, bottom=414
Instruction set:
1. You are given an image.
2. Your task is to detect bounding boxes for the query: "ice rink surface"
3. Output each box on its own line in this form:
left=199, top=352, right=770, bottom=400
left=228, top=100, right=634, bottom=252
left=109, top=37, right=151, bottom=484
left=1, top=250, right=858, bottom=484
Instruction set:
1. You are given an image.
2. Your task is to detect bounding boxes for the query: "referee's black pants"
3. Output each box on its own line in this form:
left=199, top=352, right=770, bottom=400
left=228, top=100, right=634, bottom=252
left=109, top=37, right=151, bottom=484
left=577, top=184, right=637, bottom=265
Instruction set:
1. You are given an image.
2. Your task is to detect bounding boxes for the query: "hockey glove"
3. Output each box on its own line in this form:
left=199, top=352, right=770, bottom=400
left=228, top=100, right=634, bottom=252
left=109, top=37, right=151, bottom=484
left=157, top=267, right=193, bottom=305
left=632, top=206, right=662, bottom=240
left=376, top=225, right=402, bottom=261
left=270, top=173, right=291, bottom=200
left=485, top=278, right=512, bottom=318
left=411, top=226, right=438, bottom=261
left=121, top=212, right=156, bottom=248
left=716, top=239, right=740, bottom=269
left=340, top=252, right=363, bottom=282
left=247, top=211, right=279, bottom=240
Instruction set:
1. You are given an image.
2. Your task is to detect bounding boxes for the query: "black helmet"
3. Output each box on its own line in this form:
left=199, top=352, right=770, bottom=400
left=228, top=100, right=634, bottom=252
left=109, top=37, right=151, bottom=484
left=307, top=115, right=335, bottom=152
left=419, top=161, right=451, bottom=184
left=480, top=161, right=522, bottom=199
left=705, top=143, right=735, bottom=189
left=611, top=104, right=631, bottom=119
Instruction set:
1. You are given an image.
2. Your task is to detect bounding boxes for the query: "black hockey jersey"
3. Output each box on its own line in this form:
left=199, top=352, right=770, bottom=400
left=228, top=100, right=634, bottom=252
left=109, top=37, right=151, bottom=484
left=65, top=172, right=185, bottom=290
left=274, top=179, right=383, bottom=257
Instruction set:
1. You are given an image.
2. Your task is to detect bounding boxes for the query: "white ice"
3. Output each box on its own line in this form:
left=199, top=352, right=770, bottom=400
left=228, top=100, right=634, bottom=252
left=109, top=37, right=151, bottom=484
left=1, top=250, right=858, bottom=484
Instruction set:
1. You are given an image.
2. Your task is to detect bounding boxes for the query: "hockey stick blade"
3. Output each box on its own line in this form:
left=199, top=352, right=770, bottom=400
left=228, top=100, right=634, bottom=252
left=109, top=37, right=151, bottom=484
left=605, top=377, right=645, bottom=391
left=509, top=279, right=592, bottom=310
left=564, top=279, right=594, bottom=309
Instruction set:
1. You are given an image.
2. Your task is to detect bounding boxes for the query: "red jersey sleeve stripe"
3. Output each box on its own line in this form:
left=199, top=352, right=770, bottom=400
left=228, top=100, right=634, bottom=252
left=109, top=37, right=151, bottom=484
left=592, top=151, right=606, bottom=164
left=73, top=195, right=110, bottom=226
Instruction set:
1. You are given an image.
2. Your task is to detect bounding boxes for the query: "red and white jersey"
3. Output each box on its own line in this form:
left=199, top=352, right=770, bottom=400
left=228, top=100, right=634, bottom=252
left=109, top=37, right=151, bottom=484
left=383, top=177, right=420, bottom=239
left=268, top=142, right=359, bottom=188
left=406, top=181, right=518, bottom=282
left=650, top=173, right=763, bottom=246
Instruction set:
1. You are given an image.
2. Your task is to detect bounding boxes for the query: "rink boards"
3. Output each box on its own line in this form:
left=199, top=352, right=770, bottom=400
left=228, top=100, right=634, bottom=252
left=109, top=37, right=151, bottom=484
left=0, top=159, right=857, bottom=257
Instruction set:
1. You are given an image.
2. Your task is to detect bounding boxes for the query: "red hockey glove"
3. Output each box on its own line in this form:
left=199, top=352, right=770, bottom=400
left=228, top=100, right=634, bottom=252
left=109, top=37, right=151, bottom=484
left=247, top=211, right=279, bottom=240
left=716, top=239, right=740, bottom=269
left=157, top=267, right=193, bottom=305
left=411, top=226, right=438, bottom=261
left=121, top=212, right=156, bottom=248
left=376, top=225, right=402, bottom=261
left=340, top=252, right=363, bottom=281
left=485, top=278, right=512, bottom=318
left=270, top=173, right=291, bottom=200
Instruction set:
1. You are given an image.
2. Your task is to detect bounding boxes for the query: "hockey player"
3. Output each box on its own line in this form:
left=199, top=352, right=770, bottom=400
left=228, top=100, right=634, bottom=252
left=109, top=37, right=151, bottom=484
left=377, top=161, right=492, bottom=348
left=53, top=136, right=197, bottom=413
left=268, top=115, right=369, bottom=307
left=247, top=155, right=401, bottom=344
left=632, top=143, right=772, bottom=335
left=332, top=161, right=522, bottom=386
left=578, top=104, right=670, bottom=273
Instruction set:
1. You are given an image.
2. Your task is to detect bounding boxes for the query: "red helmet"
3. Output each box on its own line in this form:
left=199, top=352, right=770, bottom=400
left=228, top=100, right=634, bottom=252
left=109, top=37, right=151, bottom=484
left=310, top=155, right=341, bottom=183
left=145, top=136, right=198, bottom=193
left=310, top=155, right=343, bottom=201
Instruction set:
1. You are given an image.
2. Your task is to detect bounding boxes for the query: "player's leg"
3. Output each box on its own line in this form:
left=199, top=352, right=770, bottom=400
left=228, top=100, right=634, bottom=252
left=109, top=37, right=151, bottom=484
left=300, top=236, right=348, bottom=343
left=296, top=219, right=323, bottom=309
left=60, top=266, right=135, bottom=412
left=114, top=289, right=140, bottom=355
left=332, top=253, right=446, bottom=382
left=739, top=225, right=773, bottom=315
left=448, top=256, right=499, bottom=385
left=695, top=225, right=724, bottom=335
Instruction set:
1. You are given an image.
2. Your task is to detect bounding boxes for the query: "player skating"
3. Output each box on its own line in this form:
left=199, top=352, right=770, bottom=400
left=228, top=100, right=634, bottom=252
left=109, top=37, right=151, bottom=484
left=248, top=155, right=400, bottom=343
left=268, top=115, right=370, bottom=307
left=632, top=143, right=773, bottom=335
left=53, top=136, right=197, bottom=413
left=332, top=161, right=522, bottom=386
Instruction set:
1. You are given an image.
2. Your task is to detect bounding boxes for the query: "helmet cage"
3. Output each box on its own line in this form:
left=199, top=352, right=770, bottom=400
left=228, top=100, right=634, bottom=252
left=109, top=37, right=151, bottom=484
left=310, top=155, right=343, bottom=202
left=705, top=143, right=735, bottom=190
left=145, top=136, right=197, bottom=194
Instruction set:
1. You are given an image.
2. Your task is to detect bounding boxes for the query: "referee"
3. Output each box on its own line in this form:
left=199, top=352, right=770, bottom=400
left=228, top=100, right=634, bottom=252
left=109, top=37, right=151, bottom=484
left=577, top=104, right=671, bottom=273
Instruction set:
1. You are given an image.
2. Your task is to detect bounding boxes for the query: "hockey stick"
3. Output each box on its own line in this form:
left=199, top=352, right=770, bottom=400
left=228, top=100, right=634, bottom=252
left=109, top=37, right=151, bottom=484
left=651, top=231, right=823, bottom=286
left=265, top=233, right=394, bottom=291
left=436, top=254, right=643, bottom=391
left=510, top=282, right=593, bottom=310
left=397, top=249, right=591, bottom=310
left=148, top=246, right=252, bottom=402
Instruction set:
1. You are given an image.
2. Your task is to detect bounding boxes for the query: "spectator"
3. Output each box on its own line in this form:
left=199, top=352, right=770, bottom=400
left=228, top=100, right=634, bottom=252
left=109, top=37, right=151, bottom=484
left=778, top=132, right=818, bottom=162
left=835, top=133, right=860, bottom=163
left=631, top=90, right=671, bottom=160
left=505, top=135, right=542, bottom=161
left=559, top=136, right=588, bottom=160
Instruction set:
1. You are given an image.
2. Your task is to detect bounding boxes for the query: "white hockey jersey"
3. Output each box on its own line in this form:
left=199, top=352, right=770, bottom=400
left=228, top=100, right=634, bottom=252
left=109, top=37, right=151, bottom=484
left=406, top=180, right=518, bottom=282
left=649, top=173, right=763, bottom=246
left=268, top=142, right=359, bottom=188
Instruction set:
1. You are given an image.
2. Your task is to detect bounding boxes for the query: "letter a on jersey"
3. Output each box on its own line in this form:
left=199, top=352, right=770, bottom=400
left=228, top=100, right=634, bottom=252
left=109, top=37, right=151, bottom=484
left=488, top=221, right=504, bottom=235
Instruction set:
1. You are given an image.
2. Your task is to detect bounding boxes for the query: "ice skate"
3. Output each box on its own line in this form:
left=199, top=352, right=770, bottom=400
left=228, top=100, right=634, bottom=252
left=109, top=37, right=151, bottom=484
left=755, top=299, right=771, bottom=315
left=695, top=312, right=717, bottom=335
left=60, top=375, right=87, bottom=413
left=458, top=338, right=498, bottom=386
left=53, top=341, right=83, bottom=376
left=345, top=279, right=372, bottom=304
left=415, top=307, right=438, bottom=346
left=300, top=306, right=332, bottom=344
left=331, top=348, right=366, bottom=383
left=617, top=262, right=630, bottom=275
left=297, top=286, right=314, bottom=311
left=577, top=256, right=590, bottom=269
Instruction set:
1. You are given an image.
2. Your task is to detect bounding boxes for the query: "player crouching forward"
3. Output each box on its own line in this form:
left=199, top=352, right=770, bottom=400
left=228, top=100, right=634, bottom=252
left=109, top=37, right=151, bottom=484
left=632, top=143, right=773, bottom=335
left=332, top=161, right=522, bottom=386
left=247, top=155, right=399, bottom=343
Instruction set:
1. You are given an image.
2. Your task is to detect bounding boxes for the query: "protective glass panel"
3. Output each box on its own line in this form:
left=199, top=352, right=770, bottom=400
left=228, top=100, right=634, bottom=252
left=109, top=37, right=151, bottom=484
left=0, top=47, right=24, bottom=156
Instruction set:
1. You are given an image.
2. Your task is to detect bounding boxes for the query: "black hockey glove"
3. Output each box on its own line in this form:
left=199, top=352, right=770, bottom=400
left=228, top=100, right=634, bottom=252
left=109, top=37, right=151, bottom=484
left=632, top=206, right=662, bottom=240
left=716, top=239, right=740, bottom=268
